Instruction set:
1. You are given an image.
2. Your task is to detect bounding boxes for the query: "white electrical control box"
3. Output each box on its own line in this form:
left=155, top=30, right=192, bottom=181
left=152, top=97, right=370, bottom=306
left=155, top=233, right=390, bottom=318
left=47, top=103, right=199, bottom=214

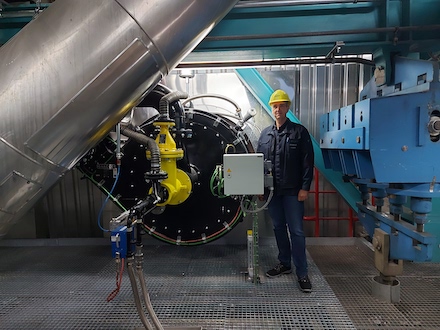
left=223, top=153, right=264, bottom=195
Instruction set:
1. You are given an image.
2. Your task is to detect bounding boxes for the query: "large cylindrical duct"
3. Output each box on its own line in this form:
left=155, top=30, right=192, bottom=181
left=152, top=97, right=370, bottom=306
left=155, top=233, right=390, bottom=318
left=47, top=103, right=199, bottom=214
left=0, top=0, right=238, bottom=237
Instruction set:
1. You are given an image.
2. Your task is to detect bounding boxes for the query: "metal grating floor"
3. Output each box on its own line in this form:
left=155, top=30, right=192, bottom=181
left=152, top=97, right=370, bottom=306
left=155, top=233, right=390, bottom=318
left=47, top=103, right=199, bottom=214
left=307, top=242, right=440, bottom=330
left=0, top=238, right=439, bottom=329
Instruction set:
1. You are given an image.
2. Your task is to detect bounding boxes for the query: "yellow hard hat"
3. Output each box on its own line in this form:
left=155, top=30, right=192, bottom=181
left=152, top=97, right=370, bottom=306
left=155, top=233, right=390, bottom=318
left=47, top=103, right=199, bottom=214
left=269, top=89, right=291, bottom=106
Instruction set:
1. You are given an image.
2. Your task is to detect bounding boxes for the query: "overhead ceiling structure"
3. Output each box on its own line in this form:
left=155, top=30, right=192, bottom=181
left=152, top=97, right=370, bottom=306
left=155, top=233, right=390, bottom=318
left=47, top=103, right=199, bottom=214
left=187, top=1, right=440, bottom=76
left=2, top=0, right=439, bottom=86
left=2, top=1, right=440, bottom=69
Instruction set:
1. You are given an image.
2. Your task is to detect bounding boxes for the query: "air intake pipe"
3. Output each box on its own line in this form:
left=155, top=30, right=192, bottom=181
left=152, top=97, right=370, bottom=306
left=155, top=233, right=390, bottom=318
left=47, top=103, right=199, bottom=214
left=120, top=125, right=161, bottom=173
left=158, top=91, right=189, bottom=121
left=0, top=0, right=238, bottom=237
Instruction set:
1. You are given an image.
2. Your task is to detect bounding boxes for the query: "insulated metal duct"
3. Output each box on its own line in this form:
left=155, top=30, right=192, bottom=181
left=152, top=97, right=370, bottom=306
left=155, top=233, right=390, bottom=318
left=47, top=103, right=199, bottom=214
left=0, top=0, right=238, bottom=237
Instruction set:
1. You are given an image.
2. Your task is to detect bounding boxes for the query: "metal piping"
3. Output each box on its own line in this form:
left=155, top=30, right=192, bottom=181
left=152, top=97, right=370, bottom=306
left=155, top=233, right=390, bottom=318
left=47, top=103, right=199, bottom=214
left=136, top=266, right=164, bottom=330
left=183, top=94, right=242, bottom=116
left=0, top=0, right=239, bottom=237
left=178, top=57, right=375, bottom=69
left=235, top=0, right=384, bottom=8
left=127, top=260, right=154, bottom=330
left=205, top=24, right=440, bottom=42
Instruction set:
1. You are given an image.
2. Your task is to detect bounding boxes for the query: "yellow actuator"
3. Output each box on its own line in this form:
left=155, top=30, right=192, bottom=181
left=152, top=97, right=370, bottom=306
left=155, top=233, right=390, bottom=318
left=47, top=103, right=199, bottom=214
left=147, top=120, right=192, bottom=206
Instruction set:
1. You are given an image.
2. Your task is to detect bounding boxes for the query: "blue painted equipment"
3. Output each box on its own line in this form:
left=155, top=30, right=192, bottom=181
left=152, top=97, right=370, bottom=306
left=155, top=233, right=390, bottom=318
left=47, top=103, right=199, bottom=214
left=111, top=226, right=128, bottom=259
left=320, top=57, right=440, bottom=263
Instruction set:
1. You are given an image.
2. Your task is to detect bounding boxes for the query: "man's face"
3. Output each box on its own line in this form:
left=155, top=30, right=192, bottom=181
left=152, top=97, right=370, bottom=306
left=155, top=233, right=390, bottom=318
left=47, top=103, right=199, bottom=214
left=271, top=102, right=289, bottom=120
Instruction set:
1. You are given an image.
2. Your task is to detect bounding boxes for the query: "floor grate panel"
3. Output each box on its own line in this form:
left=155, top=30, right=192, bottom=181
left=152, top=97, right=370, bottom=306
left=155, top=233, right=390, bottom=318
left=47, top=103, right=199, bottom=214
left=1, top=243, right=355, bottom=330
left=2, top=239, right=440, bottom=329
left=308, top=244, right=440, bottom=330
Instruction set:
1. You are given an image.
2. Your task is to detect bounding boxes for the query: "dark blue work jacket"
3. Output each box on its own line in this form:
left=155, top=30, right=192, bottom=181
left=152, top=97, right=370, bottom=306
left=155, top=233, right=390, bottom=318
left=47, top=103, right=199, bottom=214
left=257, top=119, right=314, bottom=195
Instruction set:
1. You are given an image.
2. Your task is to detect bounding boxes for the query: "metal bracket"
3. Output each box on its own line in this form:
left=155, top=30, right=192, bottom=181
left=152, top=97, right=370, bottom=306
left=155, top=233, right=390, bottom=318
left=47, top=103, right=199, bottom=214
left=372, top=228, right=403, bottom=277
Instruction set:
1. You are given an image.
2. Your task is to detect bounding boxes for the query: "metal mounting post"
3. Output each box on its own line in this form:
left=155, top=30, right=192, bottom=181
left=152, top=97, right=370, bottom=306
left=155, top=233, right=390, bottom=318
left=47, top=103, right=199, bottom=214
left=252, top=209, right=260, bottom=284
left=372, top=228, right=403, bottom=303
left=245, top=202, right=262, bottom=284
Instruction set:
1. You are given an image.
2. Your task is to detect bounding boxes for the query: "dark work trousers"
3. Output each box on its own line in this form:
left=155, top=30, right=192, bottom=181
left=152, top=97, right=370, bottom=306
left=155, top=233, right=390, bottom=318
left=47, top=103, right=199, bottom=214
left=267, top=194, right=308, bottom=278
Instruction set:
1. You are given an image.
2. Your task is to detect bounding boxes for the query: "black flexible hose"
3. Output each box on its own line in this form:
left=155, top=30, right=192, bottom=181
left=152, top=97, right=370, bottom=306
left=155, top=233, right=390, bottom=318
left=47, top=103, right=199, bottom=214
left=158, top=91, right=188, bottom=120
left=121, top=125, right=161, bottom=172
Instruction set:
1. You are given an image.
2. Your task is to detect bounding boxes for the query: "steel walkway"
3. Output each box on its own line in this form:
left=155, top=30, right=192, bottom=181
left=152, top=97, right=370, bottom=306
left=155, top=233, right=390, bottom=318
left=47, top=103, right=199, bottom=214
left=0, top=238, right=439, bottom=329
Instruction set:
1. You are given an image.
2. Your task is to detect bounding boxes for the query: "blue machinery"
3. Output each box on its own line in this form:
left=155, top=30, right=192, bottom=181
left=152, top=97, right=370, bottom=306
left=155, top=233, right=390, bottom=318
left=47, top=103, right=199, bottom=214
left=320, top=56, right=440, bottom=301
left=321, top=56, right=440, bottom=264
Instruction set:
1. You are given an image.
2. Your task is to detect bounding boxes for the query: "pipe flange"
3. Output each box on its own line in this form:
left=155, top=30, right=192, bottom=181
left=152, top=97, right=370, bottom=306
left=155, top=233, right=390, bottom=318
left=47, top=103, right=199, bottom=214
left=145, top=171, right=168, bottom=181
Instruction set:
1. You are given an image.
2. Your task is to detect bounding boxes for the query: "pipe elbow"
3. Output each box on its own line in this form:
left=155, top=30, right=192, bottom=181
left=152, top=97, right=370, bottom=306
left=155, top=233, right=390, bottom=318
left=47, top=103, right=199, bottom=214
left=159, top=91, right=188, bottom=120
left=121, top=125, right=161, bottom=171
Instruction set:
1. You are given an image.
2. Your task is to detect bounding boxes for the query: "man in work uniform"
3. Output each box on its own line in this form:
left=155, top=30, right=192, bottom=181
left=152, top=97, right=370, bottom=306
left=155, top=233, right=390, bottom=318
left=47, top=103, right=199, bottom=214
left=257, top=89, right=314, bottom=293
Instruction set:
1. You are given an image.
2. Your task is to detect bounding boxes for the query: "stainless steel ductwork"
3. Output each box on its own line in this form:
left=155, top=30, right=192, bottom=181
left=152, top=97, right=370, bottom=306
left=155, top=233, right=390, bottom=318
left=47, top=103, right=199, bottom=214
left=0, top=0, right=238, bottom=237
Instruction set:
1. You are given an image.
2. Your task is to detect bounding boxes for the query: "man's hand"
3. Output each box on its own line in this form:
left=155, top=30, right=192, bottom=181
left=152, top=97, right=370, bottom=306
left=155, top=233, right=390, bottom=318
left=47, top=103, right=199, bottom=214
left=298, top=189, right=309, bottom=202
